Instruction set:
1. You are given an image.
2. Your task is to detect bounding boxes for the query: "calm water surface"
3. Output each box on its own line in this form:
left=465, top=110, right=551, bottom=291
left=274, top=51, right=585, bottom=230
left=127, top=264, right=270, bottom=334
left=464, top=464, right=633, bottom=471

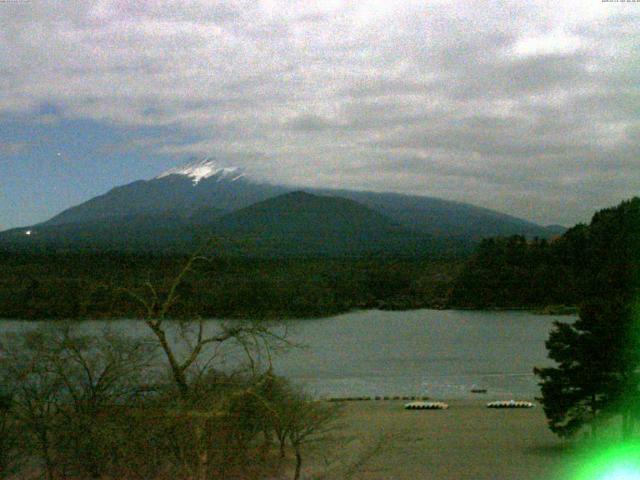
left=0, top=309, right=570, bottom=399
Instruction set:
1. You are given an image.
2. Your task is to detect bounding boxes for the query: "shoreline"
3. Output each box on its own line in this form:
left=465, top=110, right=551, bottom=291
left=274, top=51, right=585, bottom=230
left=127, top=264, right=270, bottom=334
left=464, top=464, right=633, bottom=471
left=305, top=398, right=578, bottom=480
left=0, top=304, right=578, bottom=322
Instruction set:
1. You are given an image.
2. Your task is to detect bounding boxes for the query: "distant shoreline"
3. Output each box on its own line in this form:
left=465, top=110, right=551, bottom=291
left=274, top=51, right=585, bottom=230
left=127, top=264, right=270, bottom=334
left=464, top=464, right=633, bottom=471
left=0, top=305, right=579, bottom=322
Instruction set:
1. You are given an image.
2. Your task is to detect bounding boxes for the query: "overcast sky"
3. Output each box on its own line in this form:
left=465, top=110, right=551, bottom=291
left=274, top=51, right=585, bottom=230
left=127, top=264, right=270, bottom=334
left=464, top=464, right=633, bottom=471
left=1, top=0, right=638, bottom=230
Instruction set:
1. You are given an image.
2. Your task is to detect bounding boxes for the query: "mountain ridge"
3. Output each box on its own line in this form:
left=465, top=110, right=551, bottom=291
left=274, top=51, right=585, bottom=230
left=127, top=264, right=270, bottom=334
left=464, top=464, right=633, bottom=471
left=0, top=158, right=565, bottom=255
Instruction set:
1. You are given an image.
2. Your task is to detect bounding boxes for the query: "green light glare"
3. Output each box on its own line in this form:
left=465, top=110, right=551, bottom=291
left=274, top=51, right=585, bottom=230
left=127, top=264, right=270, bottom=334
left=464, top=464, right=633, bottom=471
left=602, top=467, right=639, bottom=480
left=570, top=442, right=640, bottom=480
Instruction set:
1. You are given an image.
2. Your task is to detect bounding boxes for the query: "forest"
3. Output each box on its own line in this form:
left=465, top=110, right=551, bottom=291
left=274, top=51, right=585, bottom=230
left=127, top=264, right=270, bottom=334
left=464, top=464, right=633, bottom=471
left=0, top=253, right=460, bottom=320
left=0, top=197, right=637, bottom=321
left=449, top=197, right=639, bottom=311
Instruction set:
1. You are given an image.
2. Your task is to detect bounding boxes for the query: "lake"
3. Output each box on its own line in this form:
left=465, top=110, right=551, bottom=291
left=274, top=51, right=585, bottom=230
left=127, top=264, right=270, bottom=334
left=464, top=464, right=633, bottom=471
left=0, top=309, right=569, bottom=399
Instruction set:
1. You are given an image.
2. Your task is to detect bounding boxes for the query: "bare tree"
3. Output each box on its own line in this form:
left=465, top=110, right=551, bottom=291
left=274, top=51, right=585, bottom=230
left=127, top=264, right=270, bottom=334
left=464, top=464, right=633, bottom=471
left=0, top=325, right=157, bottom=480
left=0, top=330, right=64, bottom=480
left=51, top=326, right=156, bottom=478
left=46, top=325, right=157, bottom=412
left=286, top=397, right=339, bottom=480
left=0, top=391, right=20, bottom=480
left=239, top=376, right=340, bottom=480
left=125, top=245, right=289, bottom=399
left=0, top=277, right=324, bottom=480
left=120, top=244, right=298, bottom=480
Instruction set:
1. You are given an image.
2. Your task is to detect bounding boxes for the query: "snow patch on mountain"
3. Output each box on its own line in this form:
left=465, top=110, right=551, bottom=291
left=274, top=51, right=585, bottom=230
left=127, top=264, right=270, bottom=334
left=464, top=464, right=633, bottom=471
left=157, top=158, right=244, bottom=185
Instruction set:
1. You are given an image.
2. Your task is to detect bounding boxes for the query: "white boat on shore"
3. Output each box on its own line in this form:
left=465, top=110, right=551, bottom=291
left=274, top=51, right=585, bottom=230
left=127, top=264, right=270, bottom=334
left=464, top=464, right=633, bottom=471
left=404, top=401, right=449, bottom=410
left=486, top=400, right=534, bottom=409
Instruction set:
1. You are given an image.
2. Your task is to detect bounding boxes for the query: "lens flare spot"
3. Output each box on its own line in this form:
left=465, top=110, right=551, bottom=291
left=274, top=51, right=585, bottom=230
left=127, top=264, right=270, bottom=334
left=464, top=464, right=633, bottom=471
left=600, top=466, right=640, bottom=480
left=573, top=443, right=640, bottom=480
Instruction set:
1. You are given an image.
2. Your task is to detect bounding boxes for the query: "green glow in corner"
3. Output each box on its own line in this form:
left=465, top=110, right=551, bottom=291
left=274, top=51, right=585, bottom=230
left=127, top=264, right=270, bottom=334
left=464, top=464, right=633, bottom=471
left=572, top=443, right=640, bottom=480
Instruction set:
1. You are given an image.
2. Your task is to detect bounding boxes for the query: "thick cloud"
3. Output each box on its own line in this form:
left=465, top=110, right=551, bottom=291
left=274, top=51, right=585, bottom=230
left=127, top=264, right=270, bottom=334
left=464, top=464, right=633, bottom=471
left=1, top=0, right=638, bottom=226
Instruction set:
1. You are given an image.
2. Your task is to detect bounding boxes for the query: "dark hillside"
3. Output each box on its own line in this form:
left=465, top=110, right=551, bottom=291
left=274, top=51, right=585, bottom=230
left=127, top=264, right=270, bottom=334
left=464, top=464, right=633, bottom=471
left=211, top=191, right=450, bottom=257
left=315, top=189, right=562, bottom=240
left=449, top=197, right=640, bottom=309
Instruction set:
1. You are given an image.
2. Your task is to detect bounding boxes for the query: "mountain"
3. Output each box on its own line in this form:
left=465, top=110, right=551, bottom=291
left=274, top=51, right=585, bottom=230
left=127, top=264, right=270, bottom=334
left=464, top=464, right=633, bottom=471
left=310, top=189, right=563, bottom=239
left=0, top=157, right=562, bottom=256
left=210, top=191, right=446, bottom=257
left=43, top=158, right=289, bottom=226
left=0, top=191, right=459, bottom=257
left=216, top=191, right=397, bottom=235
left=0, top=213, right=201, bottom=253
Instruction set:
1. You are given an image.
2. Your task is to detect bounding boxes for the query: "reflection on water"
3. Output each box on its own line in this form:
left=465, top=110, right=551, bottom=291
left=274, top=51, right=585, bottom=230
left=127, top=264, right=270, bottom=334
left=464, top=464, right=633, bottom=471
left=0, top=309, right=570, bottom=399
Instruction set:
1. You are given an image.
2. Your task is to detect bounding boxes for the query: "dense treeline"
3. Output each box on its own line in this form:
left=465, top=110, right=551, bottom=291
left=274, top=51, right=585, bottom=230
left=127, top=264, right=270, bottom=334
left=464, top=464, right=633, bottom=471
left=449, top=197, right=640, bottom=310
left=0, top=252, right=460, bottom=320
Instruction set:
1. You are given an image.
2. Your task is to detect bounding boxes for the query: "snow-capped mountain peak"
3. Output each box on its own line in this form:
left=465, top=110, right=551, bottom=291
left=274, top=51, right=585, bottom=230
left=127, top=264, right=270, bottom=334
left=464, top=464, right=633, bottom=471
left=157, top=158, right=244, bottom=185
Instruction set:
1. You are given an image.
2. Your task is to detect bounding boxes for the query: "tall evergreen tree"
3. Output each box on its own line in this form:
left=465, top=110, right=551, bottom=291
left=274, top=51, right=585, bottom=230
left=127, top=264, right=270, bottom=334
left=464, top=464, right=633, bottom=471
left=535, top=197, right=640, bottom=439
left=534, top=299, right=640, bottom=438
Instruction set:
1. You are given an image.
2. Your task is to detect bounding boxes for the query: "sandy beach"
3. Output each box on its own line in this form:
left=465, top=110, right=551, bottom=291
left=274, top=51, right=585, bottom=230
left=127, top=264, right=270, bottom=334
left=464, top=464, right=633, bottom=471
left=304, top=399, right=582, bottom=480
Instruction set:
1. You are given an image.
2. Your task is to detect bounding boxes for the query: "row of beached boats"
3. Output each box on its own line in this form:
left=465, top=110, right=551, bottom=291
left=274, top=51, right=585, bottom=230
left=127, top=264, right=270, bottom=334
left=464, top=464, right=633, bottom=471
left=404, top=400, right=535, bottom=410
